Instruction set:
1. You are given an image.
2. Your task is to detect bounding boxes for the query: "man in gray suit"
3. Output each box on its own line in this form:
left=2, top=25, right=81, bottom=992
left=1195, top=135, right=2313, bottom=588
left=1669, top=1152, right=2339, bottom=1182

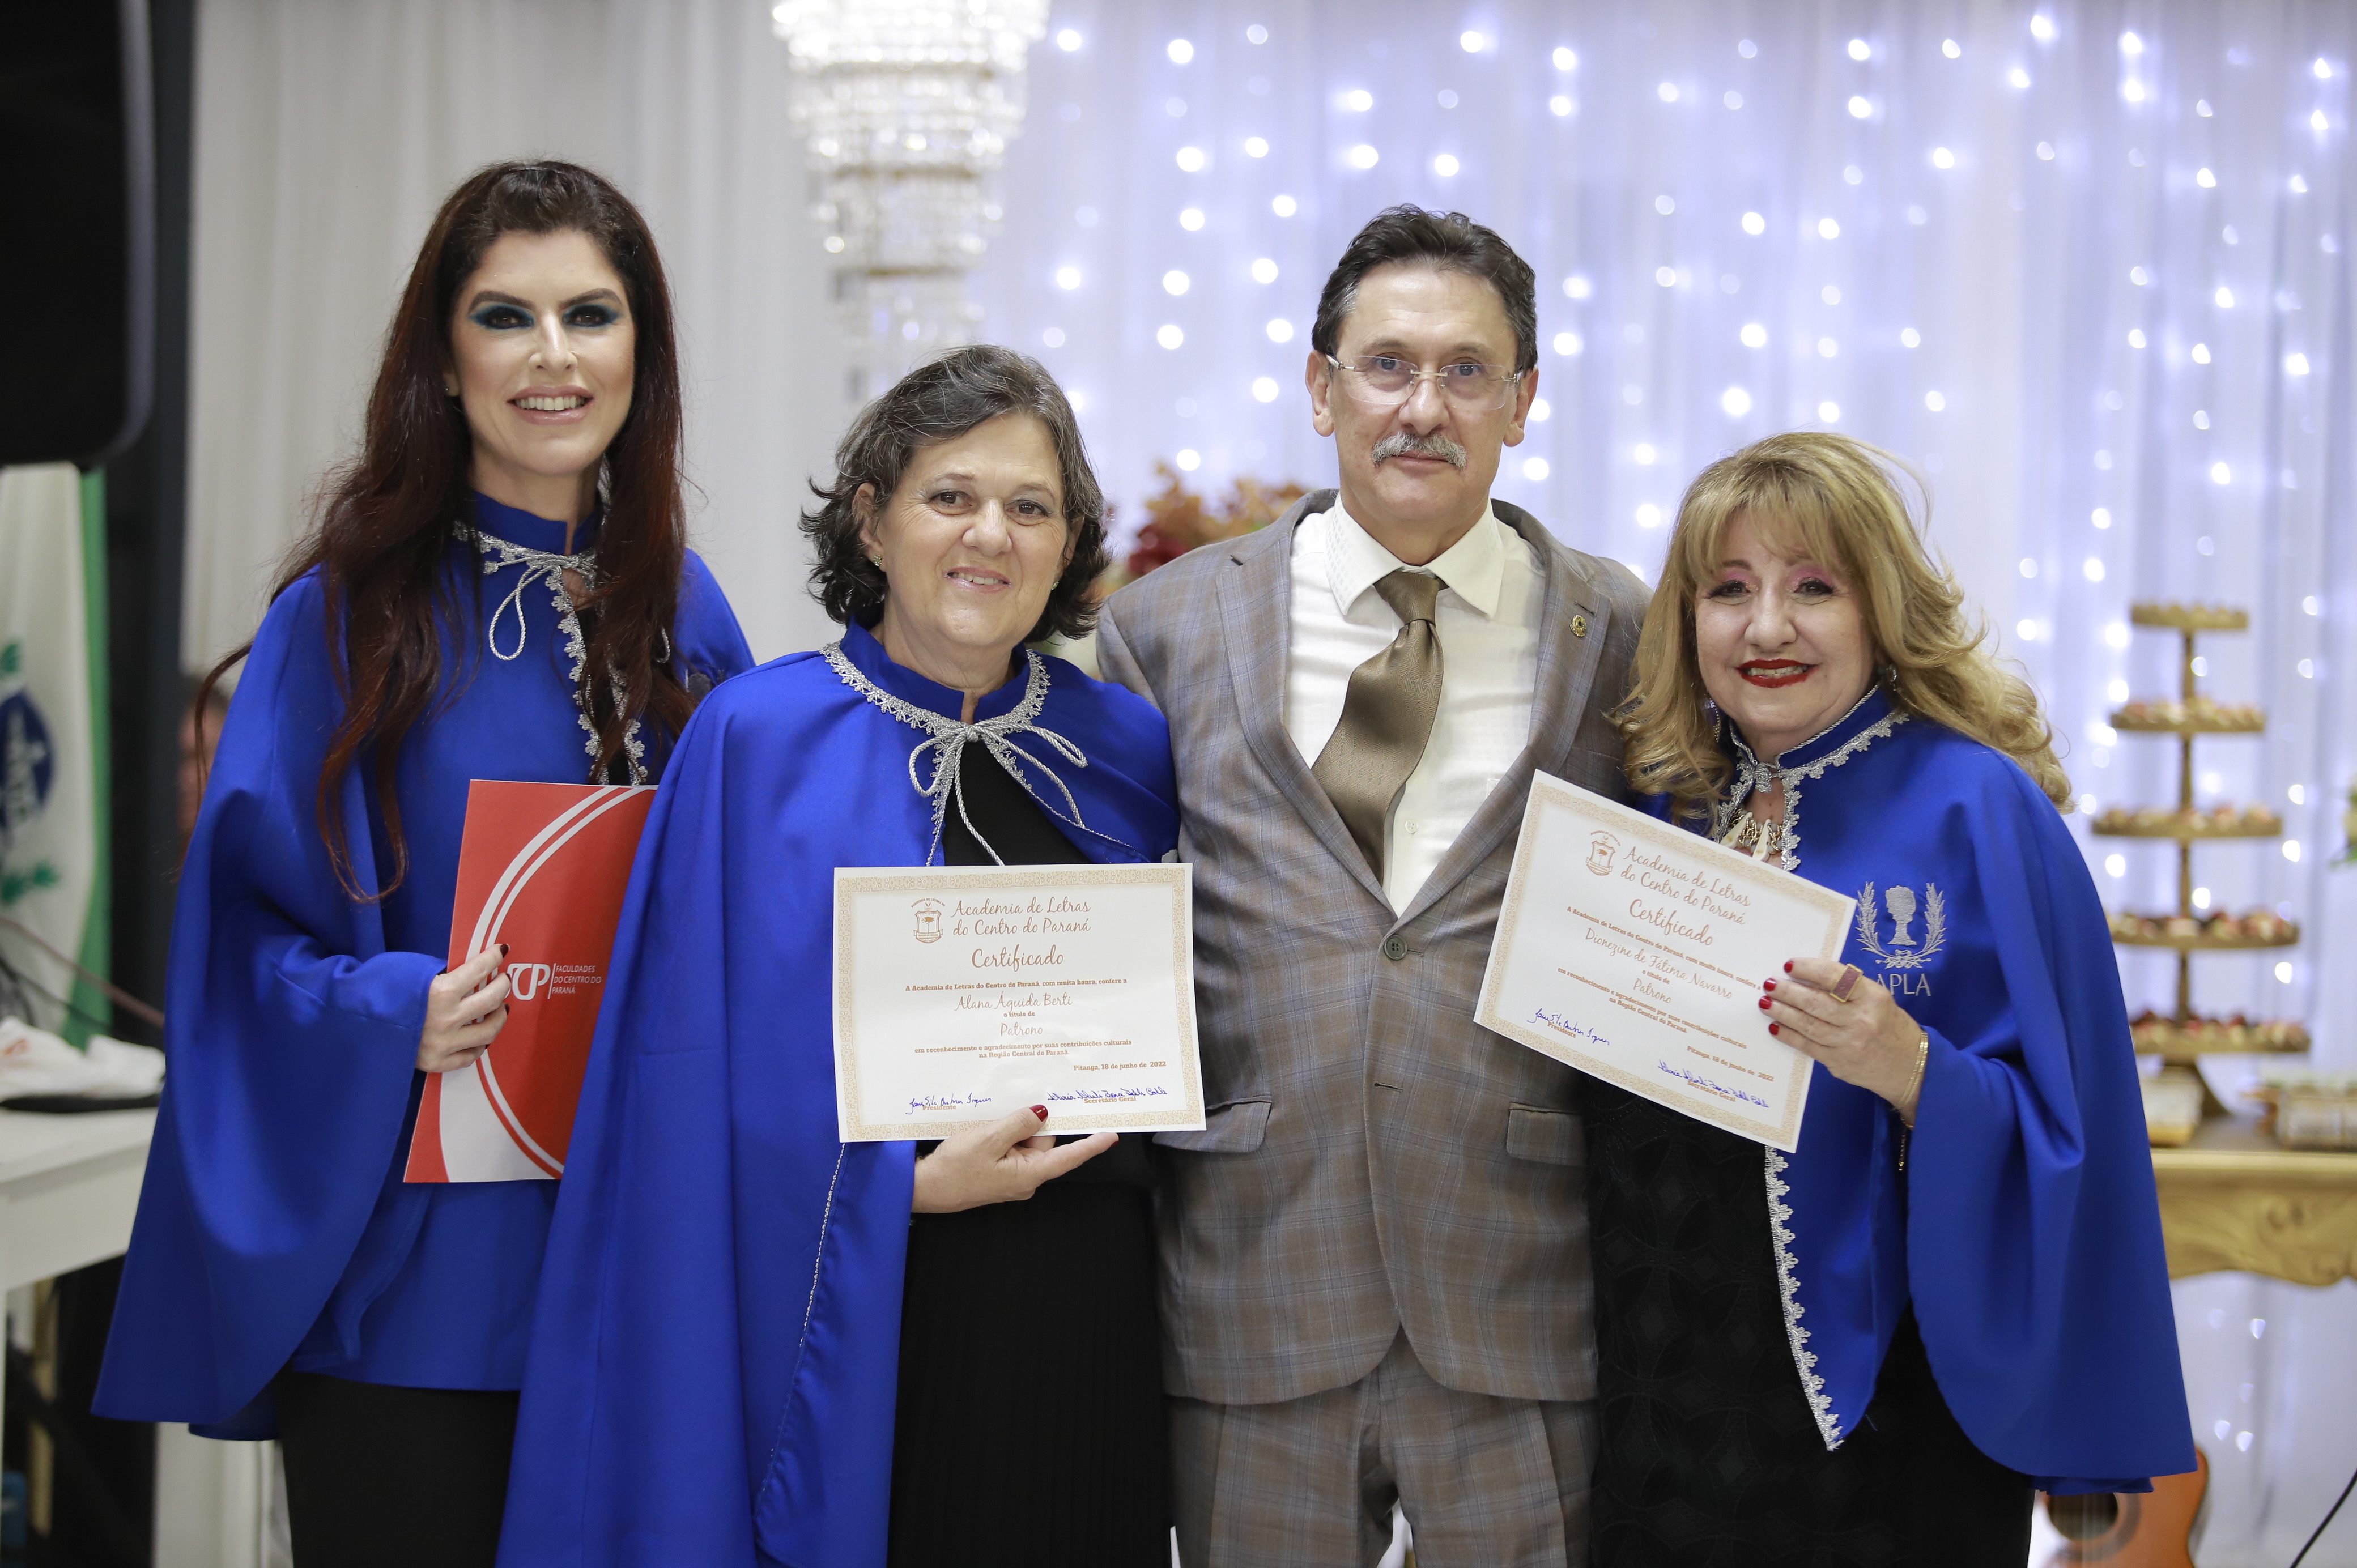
left=1098, top=206, right=1649, bottom=1566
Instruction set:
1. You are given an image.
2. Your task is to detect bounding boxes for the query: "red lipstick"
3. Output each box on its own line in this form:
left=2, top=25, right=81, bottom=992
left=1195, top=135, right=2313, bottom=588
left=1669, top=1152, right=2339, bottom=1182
left=1738, top=660, right=1813, bottom=688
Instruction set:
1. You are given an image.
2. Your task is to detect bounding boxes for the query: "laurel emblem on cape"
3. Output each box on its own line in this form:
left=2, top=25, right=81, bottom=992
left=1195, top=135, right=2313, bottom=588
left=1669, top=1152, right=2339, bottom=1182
left=1854, top=882, right=1946, bottom=970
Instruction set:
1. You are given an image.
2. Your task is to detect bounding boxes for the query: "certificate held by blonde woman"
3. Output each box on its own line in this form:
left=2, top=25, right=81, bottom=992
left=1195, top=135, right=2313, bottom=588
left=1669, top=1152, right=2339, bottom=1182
left=1476, top=771, right=1855, bottom=1151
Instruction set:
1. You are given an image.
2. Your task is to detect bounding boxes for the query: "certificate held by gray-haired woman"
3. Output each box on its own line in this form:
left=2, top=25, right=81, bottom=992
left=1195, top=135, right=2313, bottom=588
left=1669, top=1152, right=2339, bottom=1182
left=832, top=860, right=1205, bottom=1141
left=1475, top=770, right=1854, bottom=1151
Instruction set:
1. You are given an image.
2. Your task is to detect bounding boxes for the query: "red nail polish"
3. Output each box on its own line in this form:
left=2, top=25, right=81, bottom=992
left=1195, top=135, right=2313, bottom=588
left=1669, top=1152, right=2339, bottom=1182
left=1783, top=961, right=1793, bottom=974
left=1757, top=996, right=1772, bottom=1011
left=1769, top=1022, right=1781, bottom=1036
left=1029, top=1104, right=1049, bottom=1121
left=1763, top=979, right=1777, bottom=992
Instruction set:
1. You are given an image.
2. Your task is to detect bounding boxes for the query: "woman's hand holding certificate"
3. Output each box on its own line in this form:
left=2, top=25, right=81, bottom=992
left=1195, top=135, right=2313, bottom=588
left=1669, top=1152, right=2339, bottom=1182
left=910, top=1106, right=1118, bottom=1212
left=832, top=862, right=1206, bottom=1142
left=1760, top=957, right=1931, bottom=1124
left=1475, top=773, right=1858, bottom=1151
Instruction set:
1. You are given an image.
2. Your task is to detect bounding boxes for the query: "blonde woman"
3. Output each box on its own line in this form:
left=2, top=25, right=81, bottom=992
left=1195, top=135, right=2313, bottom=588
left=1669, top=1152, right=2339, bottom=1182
left=1587, top=433, right=2189, bottom=1565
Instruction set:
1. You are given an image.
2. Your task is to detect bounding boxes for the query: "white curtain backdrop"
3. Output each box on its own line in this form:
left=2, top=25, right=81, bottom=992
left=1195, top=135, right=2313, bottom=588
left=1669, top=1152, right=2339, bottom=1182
left=186, top=2, right=2355, bottom=1561
left=185, top=0, right=844, bottom=671
left=981, top=10, right=2356, bottom=1556
left=987, top=0, right=2355, bottom=1053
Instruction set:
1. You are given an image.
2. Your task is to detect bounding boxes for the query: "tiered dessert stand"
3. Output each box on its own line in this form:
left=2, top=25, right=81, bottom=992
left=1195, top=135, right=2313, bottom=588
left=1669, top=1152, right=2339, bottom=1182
left=2097, top=603, right=2307, bottom=1129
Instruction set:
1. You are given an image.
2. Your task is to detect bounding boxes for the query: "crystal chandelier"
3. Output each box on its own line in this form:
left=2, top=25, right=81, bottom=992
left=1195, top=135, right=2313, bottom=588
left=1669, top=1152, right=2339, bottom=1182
left=772, top=0, right=1049, bottom=401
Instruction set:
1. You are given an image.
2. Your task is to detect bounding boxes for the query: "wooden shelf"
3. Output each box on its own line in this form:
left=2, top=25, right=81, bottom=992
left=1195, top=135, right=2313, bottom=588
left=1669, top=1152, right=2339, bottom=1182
left=2113, top=924, right=2301, bottom=952
left=2152, top=1117, right=2357, bottom=1284
left=2109, top=709, right=2267, bottom=735
left=2094, top=816, right=2281, bottom=841
left=2131, top=603, right=2250, bottom=632
left=2133, top=1021, right=2311, bottom=1058
left=2109, top=602, right=2312, bottom=1076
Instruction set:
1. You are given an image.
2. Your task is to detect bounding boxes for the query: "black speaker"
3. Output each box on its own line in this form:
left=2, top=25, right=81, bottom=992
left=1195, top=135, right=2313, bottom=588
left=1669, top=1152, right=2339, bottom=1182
left=0, top=0, right=155, bottom=467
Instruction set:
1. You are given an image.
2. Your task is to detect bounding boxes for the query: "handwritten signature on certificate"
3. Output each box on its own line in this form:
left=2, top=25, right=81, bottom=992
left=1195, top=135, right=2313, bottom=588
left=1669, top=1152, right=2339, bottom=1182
left=1533, top=1008, right=1771, bottom=1111
left=1048, top=1084, right=1171, bottom=1104
left=907, top=1091, right=998, bottom=1115
left=1531, top=1008, right=1610, bottom=1051
left=905, top=1081, right=1173, bottom=1119
left=1653, top=1059, right=1771, bottom=1110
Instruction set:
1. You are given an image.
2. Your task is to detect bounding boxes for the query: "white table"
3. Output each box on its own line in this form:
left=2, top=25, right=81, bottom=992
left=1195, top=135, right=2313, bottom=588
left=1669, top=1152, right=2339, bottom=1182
left=0, top=1109, right=169, bottom=1557
left=0, top=1107, right=155, bottom=1294
left=0, top=1109, right=279, bottom=1568
left=0, top=1108, right=155, bottom=1438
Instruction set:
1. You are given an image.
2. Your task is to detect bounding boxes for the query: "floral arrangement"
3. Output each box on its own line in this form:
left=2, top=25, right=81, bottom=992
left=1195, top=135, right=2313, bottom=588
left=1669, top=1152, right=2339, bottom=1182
left=1099, top=463, right=1308, bottom=594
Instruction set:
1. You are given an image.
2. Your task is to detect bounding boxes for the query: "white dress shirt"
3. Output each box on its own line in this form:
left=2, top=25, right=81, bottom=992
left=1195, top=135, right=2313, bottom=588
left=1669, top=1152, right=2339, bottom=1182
left=1284, top=500, right=1543, bottom=909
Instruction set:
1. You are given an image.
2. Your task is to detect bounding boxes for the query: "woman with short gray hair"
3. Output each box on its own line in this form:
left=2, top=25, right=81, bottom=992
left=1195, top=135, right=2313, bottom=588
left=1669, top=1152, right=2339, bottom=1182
left=501, top=346, right=1180, bottom=1567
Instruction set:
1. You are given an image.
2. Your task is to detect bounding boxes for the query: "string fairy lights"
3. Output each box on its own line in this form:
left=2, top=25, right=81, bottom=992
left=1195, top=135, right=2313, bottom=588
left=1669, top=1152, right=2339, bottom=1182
left=976, top=10, right=2348, bottom=1112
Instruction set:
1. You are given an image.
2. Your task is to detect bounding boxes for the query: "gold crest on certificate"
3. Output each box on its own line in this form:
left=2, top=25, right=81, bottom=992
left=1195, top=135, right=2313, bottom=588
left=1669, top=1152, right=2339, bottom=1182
left=1476, top=773, right=1857, bottom=1151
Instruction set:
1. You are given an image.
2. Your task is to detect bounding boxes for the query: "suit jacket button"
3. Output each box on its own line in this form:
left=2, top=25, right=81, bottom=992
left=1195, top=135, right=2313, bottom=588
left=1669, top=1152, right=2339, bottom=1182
left=1382, top=935, right=1408, bottom=962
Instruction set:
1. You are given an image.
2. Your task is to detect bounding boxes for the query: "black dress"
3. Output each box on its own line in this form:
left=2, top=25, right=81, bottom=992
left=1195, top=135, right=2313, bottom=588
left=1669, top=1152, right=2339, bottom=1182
left=1585, top=1079, right=2034, bottom=1568
left=886, top=747, right=1169, bottom=1566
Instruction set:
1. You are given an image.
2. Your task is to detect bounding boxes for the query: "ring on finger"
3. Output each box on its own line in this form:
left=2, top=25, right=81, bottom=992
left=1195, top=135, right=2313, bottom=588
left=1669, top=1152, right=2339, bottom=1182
left=1830, top=964, right=1865, bottom=1003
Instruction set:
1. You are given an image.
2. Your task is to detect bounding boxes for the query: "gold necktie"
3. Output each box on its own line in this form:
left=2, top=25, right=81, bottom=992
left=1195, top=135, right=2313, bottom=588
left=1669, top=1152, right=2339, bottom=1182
left=1313, top=569, right=1444, bottom=882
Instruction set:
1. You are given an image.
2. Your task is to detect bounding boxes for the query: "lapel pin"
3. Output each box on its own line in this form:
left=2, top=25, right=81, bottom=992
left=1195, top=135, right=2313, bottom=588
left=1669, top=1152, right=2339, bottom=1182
left=1571, top=615, right=1589, bottom=638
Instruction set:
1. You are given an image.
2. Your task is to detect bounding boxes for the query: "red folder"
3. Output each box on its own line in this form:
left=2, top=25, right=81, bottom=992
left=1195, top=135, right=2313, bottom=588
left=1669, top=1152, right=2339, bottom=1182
left=405, top=780, right=656, bottom=1183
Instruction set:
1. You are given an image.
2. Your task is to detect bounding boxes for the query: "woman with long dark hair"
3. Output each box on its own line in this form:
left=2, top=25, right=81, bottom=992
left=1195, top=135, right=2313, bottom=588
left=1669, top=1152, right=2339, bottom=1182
left=97, top=161, right=753, bottom=1566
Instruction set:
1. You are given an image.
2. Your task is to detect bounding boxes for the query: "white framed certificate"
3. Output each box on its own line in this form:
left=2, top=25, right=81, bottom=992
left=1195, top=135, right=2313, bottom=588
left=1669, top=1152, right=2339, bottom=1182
left=831, top=862, right=1205, bottom=1142
left=1475, top=772, right=1857, bottom=1151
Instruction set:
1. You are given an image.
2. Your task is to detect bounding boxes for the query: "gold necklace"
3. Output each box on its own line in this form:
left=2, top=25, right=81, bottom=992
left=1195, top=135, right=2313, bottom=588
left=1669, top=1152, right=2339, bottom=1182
left=1717, top=809, right=1789, bottom=862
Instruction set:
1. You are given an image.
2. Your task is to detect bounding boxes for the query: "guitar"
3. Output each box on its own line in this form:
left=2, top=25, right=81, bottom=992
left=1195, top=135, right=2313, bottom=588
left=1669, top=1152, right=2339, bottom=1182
left=2043, top=1447, right=2209, bottom=1566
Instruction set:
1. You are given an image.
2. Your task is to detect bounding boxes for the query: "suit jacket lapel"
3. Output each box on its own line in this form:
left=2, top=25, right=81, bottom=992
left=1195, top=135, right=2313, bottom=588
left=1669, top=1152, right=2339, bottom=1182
left=1215, top=491, right=1390, bottom=907
left=1394, top=501, right=1613, bottom=928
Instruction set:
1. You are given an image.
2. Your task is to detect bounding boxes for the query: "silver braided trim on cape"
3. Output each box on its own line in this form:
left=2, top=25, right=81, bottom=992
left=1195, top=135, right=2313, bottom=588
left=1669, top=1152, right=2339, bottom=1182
left=781, top=1145, right=847, bottom=1433
left=1711, top=687, right=1907, bottom=871
left=1766, top=1147, right=1845, bottom=1448
left=1728, top=689, right=1904, bottom=1451
left=820, top=640, right=1138, bottom=865
left=475, top=531, right=648, bottom=784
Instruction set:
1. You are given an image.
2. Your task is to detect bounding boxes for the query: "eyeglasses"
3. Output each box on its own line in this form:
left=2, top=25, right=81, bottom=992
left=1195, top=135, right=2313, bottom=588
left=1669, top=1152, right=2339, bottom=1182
left=1325, top=354, right=1525, bottom=411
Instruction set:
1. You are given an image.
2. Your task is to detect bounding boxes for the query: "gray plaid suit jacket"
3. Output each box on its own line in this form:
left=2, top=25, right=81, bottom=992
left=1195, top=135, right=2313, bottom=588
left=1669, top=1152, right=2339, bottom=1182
left=1096, top=489, right=1650, bottom=1407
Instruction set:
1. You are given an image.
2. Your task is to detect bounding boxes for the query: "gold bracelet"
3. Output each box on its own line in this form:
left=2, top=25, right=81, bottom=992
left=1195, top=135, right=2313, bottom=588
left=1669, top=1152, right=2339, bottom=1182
left=1902, top=1030, right=1929, bottom=1120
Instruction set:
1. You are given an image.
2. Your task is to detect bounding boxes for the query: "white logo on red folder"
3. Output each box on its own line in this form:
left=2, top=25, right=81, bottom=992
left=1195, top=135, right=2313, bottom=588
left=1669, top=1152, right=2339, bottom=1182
left=406, top=781, right=656, bottom=1184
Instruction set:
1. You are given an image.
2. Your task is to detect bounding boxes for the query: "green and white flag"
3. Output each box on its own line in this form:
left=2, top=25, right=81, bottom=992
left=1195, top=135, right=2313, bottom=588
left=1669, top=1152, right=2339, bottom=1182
left=0, top=463, right=110, bottom=1045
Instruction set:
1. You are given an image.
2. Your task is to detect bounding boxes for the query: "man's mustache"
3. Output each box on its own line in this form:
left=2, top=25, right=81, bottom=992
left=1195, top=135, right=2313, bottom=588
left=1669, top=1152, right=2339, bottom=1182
left=1371, top=431, right=1469, bottom=468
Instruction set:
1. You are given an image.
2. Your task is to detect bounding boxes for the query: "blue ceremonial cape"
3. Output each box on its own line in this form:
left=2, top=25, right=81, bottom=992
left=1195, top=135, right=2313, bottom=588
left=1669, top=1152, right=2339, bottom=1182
left=96, top=496, right=752, bottom=1435
left=1665, top=688, right=2192, bottom=1493
left=497, top=620, right=1178, bottom=1568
